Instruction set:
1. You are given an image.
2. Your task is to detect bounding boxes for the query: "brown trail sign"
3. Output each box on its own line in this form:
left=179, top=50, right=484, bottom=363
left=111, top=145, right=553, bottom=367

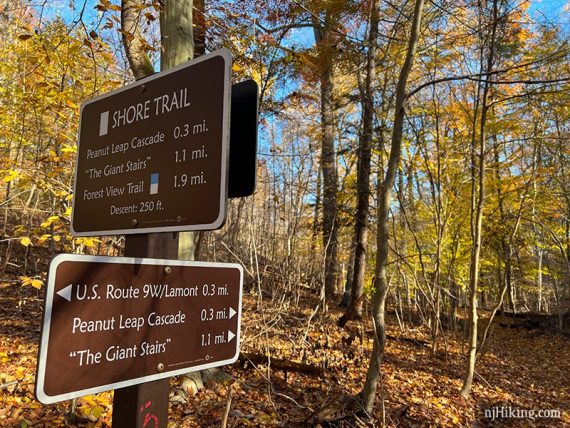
left=35, top=254, right=243, bottom=404
left=71, top=49, right=232, bottom=236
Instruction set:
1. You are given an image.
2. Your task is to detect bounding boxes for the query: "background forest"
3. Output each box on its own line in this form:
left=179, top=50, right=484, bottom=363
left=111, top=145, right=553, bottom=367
left=0, top=0, right=569, bottom=426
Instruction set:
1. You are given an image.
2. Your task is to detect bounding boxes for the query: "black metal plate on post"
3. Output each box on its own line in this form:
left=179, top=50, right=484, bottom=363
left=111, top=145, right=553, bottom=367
left=228, top=80, right=258, bottom=198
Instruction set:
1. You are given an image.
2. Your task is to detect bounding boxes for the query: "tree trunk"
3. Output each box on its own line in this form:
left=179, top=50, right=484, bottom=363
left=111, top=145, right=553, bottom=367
left=340, top=0, right=379, bottom=325
left=361, top=0, right=424, bottom=413
left=160, top=0, right=198, bottom=260
left=339, top=235, right=356, bottom=308
left=492, top=136, right=517, bottom=317
left=428, top=95, right=444, bottom=355
left=160, top=0, right=195, bottom=69
left=311, top=164, right=321, bottom=256
left=537, top=247, right=543, bottom=312
left=313, top=13, right=339, bottom=303
left=460, top=0, right=499, bottom=398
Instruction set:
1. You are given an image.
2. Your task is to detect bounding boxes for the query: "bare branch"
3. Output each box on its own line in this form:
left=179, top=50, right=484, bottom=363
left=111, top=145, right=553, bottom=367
left=407, top=47, right=570, bottom=99
left=121, top=0, right=155, bottom=79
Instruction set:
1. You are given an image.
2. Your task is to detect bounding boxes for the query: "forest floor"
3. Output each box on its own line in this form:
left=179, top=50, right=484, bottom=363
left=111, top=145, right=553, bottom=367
left=0, top=279, right=568, bottom=427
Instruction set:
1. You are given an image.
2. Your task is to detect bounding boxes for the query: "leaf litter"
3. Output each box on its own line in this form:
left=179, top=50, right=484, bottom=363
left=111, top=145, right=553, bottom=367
left=0, top=281, right=568, bottom=427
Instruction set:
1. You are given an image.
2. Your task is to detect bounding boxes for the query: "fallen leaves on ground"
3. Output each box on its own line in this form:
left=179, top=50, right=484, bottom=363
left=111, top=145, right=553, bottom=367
left=0, top=281, right=568, bottom=427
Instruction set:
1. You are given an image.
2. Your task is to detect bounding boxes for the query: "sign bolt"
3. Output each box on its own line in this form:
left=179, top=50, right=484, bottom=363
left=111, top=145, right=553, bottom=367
left=140, top=84, right=146, bottom=93
left=131, top=219, right=138, bottom=227
left=164, top=266, right=172, bottom=275
left=157, top=363, right=164, bottom=372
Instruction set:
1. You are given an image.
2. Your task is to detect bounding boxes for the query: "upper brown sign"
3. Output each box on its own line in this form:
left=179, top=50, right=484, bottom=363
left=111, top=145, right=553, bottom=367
left=35, top=254, right=243, bottom=404
left=71, top=49, right=231, bottom=236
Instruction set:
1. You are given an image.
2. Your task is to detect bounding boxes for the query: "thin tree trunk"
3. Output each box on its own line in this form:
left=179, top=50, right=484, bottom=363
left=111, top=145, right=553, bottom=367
left=361, top=0, right=424, bottom=413
left=340, top=0, right=379, bottom=325
left=492, top=136, right=516, bottom=318
left=311, top=164, right=321, bottom=256
left=397, top=168, right=412, bottom=324
left=537, top=247, right=543, bottom=312
left=460, top=0, right=499, bottom=398
left=340, top=235, right=356, bottom=308
left=429, top=93, right=443, bottom=355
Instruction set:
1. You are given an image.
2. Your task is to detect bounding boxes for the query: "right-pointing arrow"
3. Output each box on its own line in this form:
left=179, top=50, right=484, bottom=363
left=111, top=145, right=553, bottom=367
left=228, top=330, right=236, bottom=342
left=57, top=284, right=73, bottom=302
left=229, top=307, right=237, bottom=319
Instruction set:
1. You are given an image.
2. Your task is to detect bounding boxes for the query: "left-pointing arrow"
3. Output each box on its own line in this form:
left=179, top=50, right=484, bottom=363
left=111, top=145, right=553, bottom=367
left=57, top=284, right=73, bottom=302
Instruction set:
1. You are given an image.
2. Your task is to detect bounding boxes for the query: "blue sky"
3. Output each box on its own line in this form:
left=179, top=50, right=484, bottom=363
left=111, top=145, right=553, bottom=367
left=528, top=0, right=570, bottom=24
left=38, top=1, right=570, bottom=39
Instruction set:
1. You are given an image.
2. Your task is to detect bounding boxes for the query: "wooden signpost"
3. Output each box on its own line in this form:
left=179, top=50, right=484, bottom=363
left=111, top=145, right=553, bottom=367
left=35, top=49, right=258, bottom=427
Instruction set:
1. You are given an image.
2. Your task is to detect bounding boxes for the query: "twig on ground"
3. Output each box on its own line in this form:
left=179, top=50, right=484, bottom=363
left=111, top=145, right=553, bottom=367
left=475, top=370, right=492, bottom=388
left=221, top=388, right=233, bottom=428
left=0, top=380, right=18, bottom=390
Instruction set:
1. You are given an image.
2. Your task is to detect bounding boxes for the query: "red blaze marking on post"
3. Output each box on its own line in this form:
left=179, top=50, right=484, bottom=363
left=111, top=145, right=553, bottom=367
left=140, top=400, right=159, bottom=428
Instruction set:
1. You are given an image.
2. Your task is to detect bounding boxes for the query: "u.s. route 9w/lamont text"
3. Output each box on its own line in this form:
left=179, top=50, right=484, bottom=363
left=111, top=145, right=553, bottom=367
left=66, top=282, right=228, bottom=301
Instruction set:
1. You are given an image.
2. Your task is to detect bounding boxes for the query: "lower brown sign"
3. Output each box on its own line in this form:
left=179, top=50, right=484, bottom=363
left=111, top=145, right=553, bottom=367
left=35, top=254, right=243, bottom=404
